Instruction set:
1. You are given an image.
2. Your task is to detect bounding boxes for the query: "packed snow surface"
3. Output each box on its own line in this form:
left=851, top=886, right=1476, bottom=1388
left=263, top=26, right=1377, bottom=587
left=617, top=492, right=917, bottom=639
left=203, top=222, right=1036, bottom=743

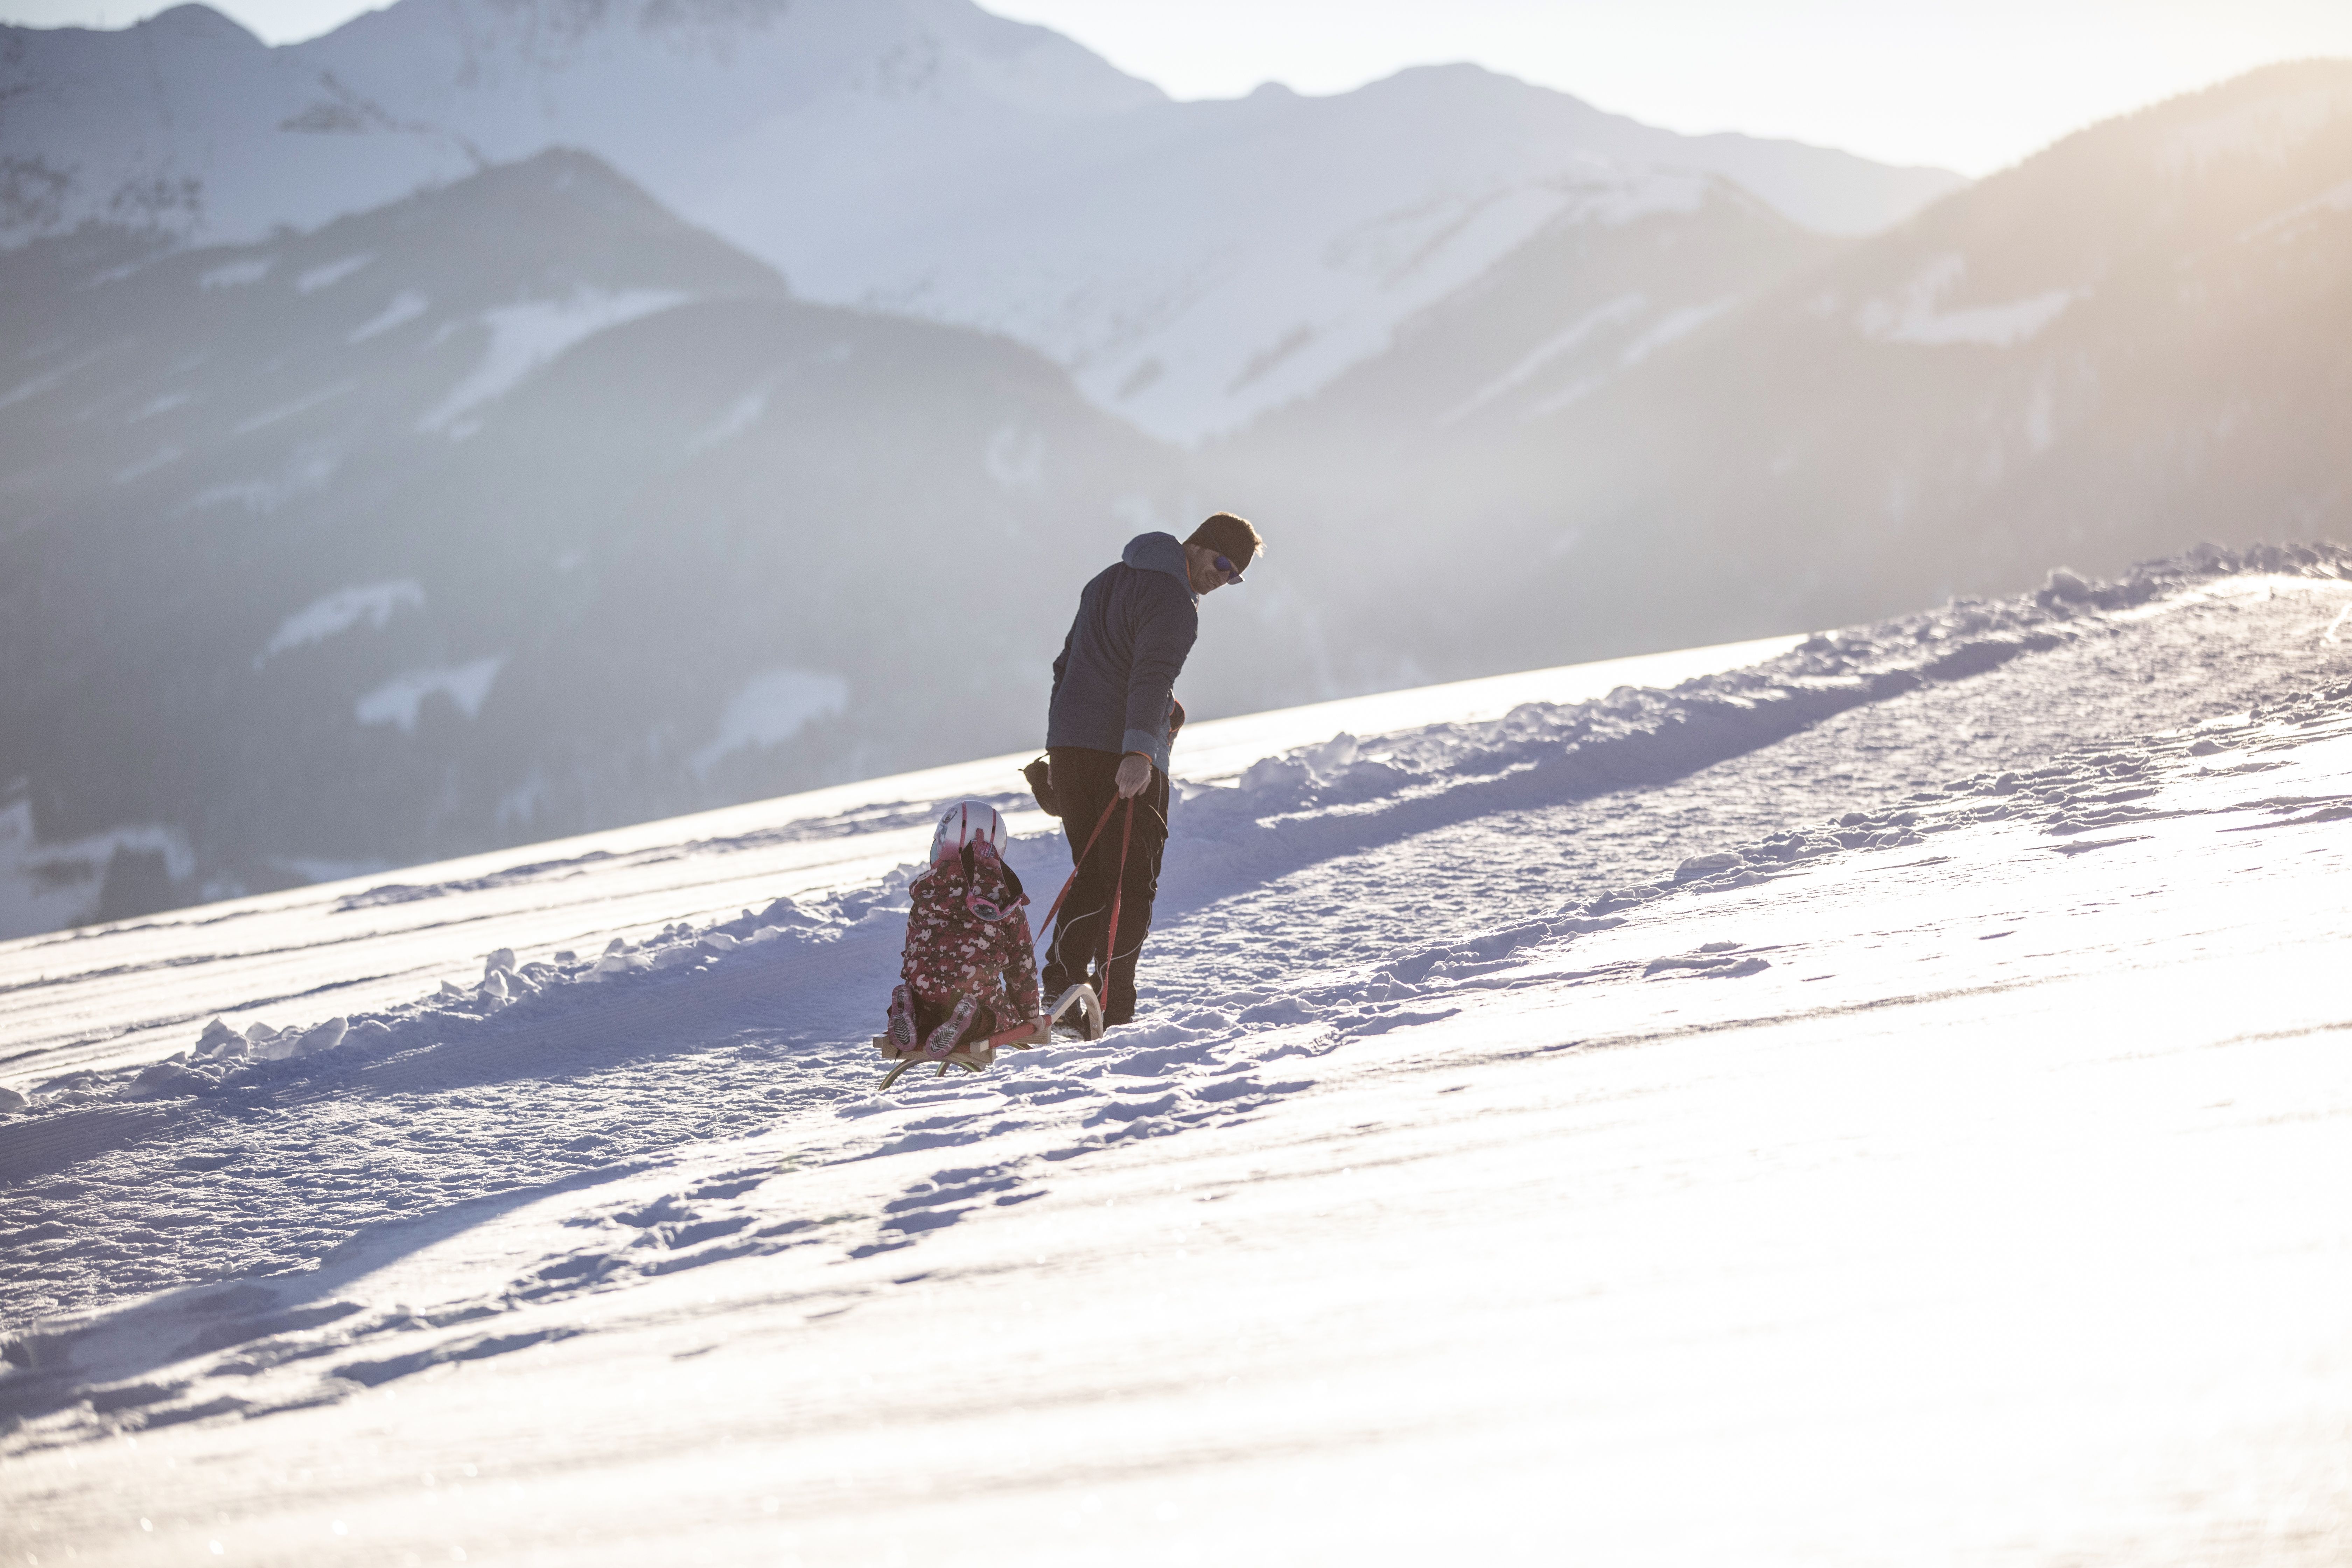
left=4, top=547, right=2352, bottom=1563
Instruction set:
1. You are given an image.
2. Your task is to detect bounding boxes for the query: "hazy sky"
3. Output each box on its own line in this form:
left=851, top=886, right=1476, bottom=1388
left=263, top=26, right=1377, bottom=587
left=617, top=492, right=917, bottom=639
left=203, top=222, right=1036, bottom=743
left=985, top=0, right=2352, bottom=174
left=6, top=0, right=2348, bottom=175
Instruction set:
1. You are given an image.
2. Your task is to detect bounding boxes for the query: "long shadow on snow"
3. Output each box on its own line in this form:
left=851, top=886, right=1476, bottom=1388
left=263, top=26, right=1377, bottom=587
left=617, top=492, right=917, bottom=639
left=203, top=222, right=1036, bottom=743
left=337, top=934, right=896, bottom=1100
left=0, top=1158, right=654, bottom=1428
left=1147, top=671, right=1929, bottom=937
left=0, top=936, right=898, bottom=1187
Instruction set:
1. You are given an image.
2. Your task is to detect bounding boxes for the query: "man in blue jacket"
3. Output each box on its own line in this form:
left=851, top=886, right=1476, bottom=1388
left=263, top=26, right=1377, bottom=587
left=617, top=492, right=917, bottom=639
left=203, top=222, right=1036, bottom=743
left=1042, top=513, right=1264, bottom=1026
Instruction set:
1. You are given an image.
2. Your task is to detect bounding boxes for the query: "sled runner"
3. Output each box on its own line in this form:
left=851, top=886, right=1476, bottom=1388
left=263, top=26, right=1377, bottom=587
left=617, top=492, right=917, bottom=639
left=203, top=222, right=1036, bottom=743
left=873, top=981, right=1104, bottom=1089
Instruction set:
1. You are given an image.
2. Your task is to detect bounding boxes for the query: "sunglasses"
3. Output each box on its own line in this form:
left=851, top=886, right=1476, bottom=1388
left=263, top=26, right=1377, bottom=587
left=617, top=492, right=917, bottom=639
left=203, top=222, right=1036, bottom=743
left=1212, top=553, right=1246, bottom=586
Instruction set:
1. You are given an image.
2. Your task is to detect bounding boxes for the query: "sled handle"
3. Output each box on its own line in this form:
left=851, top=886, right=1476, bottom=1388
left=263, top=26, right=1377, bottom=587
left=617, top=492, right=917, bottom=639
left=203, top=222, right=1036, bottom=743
left=984, top=982, right=1102, bottom=1050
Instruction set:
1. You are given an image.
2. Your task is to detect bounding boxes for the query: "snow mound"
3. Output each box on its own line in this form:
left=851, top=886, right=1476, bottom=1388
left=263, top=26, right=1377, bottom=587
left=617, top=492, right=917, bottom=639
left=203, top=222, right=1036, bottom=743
left=5, top=586, right=2349, bottom=1480
left=9, top=540, right=2340, bottom=1133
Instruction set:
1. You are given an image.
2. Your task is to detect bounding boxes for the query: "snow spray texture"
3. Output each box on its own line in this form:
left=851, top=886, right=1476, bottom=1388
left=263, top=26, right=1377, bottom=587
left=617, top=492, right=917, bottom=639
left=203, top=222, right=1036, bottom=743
left=6, top=540, right=2348, bottom=1127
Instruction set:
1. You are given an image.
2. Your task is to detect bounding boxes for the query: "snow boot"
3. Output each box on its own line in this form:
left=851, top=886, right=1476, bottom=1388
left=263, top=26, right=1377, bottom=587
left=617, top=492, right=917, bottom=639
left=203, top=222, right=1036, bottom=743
left=922, top=993, right=980, bottom=1060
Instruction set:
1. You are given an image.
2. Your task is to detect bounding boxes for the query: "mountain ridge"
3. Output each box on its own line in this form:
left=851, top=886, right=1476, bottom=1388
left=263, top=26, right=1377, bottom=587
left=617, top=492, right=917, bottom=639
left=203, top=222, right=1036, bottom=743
left=5, top=37, right=2345, bottom=941
left=1204, top=58, right=2352, bottom=682
left=0, top=0, right=1963, bottom=440
left=0, top=149, right=1189, bottom=937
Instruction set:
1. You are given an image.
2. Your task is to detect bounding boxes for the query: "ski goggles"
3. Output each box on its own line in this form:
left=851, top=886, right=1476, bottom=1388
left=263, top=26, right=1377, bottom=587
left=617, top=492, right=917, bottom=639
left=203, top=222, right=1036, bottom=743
left=1213, top=553, right=1245, bottom=586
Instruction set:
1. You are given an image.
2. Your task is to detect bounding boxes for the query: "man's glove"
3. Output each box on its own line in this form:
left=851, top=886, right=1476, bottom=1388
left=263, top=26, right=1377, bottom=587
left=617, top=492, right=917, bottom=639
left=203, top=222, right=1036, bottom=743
left=1115, top=753, right=1154, bottom=798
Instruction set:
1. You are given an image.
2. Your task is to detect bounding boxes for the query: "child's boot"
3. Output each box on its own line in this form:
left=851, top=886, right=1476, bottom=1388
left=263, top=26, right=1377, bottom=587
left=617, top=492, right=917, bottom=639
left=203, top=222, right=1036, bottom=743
left=923, top=993, right=980, bottom=1058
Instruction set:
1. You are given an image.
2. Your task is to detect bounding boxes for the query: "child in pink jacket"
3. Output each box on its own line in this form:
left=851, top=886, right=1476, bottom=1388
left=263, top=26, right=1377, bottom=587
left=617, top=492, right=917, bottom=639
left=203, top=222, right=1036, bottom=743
left=888, top=802, right=1041, bottom=1059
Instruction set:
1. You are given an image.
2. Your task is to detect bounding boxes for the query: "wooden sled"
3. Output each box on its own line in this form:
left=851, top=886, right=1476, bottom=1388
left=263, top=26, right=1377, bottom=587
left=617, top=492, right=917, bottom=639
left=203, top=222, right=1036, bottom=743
left=873, top=983, right=1104, bottom=1089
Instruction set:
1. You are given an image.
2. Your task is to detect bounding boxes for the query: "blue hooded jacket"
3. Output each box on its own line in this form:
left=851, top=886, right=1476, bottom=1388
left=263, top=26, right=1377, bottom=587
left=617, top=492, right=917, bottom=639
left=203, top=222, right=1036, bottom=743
left=1047, top=532, right=1199, bottom=775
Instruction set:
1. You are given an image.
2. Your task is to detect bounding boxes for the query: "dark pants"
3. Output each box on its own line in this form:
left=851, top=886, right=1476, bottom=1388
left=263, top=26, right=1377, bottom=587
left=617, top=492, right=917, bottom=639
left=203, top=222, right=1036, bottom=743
left=1040, top=746, right=1170, bottom=1025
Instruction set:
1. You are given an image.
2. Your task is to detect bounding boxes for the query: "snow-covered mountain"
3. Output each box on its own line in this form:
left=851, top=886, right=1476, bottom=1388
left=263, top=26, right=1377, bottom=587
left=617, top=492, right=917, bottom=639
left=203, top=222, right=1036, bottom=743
left=0, top=0, right=1963, bottom=440
left=0, top=151, right=1188, bottom=936
left=1211, top=61, right=2352, bottom=681
left=6, top=16, right=2343, bottom=945
left=5, top=551, right=2351, bottom=1562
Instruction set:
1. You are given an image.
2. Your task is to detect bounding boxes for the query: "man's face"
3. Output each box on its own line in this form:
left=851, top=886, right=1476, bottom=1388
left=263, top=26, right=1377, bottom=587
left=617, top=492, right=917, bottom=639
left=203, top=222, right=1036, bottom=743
left=1185, top=542, right=1236, bottom=596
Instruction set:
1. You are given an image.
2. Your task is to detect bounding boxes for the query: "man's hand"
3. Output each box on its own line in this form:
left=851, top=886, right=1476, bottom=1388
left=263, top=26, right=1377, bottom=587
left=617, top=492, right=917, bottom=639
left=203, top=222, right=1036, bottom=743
left=1115, top=752, right=1154, bottom=798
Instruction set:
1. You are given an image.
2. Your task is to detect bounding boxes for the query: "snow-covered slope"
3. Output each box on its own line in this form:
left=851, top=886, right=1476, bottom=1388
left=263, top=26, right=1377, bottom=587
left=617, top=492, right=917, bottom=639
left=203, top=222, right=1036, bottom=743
left=3, top=550, right=2349, bottom=1562
left=0, top=4, right=475, bottom=239
left=1218, top=174, right=1837, bottom=455
left=0, top=0, right=1962, bottom=440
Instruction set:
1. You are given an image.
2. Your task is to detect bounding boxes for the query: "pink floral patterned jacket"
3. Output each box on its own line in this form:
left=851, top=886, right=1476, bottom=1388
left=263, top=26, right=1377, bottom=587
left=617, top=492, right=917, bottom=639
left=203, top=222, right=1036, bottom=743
left=900, top=844, right=1040, bottom=1037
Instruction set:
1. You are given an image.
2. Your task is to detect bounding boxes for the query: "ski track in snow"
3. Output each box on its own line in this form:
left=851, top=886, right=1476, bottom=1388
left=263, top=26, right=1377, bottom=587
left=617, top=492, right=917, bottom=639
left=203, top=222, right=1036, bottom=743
left=2, top=549, right=2351, bottom=1471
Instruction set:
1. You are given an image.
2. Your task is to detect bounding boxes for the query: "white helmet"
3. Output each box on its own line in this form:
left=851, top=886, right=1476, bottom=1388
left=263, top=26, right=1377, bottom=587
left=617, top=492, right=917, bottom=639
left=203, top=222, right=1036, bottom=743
left=930, top=800, right=1008, bottom=866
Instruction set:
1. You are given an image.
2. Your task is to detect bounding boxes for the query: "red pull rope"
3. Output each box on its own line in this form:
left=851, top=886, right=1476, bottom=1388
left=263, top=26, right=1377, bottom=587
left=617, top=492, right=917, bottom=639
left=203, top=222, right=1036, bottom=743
left=1100, top=796, right=1135, bottom=999
left=1038, top=794, right=1122, bottom=935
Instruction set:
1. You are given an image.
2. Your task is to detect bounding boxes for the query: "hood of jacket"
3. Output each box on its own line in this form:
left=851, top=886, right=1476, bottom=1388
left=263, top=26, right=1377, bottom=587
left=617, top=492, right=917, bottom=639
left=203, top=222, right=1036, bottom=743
left=1121, top=531, right=1198, bottom=605
left=913, top=839, right=1026, bottom=915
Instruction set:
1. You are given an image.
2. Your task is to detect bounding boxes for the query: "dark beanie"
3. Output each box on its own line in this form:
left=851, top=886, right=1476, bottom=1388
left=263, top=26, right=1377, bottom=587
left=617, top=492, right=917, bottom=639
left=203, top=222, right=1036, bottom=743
left=1185, top=512, right=1265, bottom=570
